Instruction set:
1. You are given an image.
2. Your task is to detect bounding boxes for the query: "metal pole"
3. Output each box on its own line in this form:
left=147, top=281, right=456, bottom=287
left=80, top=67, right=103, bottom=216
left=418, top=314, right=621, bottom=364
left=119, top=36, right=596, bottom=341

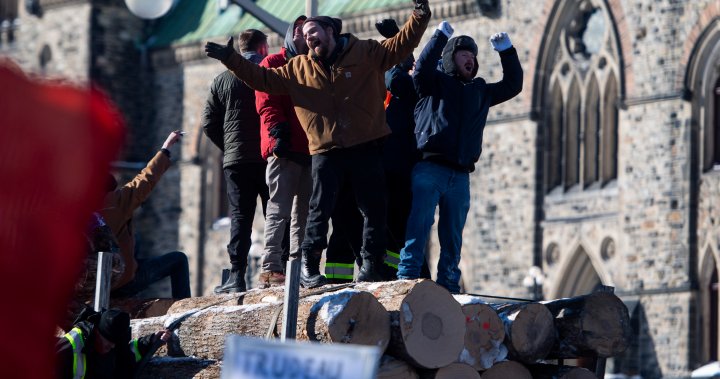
left=231, top=0, right=289, bottom=37
left=281, top=259, right=301, bottom=341
left=94, top=252, right=112, bottom=312
left=305, top=0, right=317, bottom=17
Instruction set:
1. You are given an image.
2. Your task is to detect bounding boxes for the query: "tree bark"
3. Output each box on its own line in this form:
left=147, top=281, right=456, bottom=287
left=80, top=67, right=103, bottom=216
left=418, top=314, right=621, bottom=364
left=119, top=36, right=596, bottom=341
left=110, top=298, right=176, bottom=319
left=453, top=295, right=507, bottom=370
left=480, top=360, right=532, bottom=379
left=491, top=302, right=556, bottom=363
left=131, top=303, right=279, bottom=360
left=132, top=289, right=390, bottom=359
left=136, top=357, right=220, bottom=379
left=354, top=280, right=466, bottom=369
left=526, top=363, right=598, bottom=379
left=377, top=355, right=419, bottom=379
left=543, top=290, right=631, bottom=358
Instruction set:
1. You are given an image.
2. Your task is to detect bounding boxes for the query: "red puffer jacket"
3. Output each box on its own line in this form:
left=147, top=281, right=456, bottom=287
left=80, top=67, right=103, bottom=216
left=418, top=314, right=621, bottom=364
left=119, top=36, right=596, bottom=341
left=255, top=47, right=309, bottom=160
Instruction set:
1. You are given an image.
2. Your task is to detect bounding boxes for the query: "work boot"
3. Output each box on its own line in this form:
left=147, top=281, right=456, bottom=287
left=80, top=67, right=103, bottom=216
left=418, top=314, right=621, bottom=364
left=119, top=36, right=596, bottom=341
left=257, top=271, right=286, bottom=289
left=214, top=269, right=246, bottom=294
left=357, top=259, right=385, bottom=282
left=300, top=250, right=327, bottom=288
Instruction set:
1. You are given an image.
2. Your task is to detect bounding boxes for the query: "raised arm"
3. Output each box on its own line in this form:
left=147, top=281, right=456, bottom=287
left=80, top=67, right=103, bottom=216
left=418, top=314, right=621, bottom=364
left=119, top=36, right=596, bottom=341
left=205, top=37, right=295, bottom=95
left=376, top=1, right=432, bottom=71
left=413, top=22, right=453, bottom=98
left=486, top=32, right=523, bottom=106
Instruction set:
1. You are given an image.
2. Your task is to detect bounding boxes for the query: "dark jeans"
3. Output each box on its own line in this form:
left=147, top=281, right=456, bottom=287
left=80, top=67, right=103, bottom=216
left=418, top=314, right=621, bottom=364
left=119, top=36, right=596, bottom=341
left=112, top=251, right=191, bottom=299
left=224, top=162, right=269, bottom=271
left=301, top=142, right=387, bottom=264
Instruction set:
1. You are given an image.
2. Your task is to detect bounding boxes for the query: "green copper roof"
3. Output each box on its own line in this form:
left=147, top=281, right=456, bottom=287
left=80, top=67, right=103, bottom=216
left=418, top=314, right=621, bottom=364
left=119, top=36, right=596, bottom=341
left=150, top=0, right=410, bottom=48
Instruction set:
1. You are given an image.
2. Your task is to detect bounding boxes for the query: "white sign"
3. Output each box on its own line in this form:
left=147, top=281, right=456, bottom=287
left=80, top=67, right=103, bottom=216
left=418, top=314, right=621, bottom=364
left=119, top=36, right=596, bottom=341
left=221, top=336, right=381, bottom=379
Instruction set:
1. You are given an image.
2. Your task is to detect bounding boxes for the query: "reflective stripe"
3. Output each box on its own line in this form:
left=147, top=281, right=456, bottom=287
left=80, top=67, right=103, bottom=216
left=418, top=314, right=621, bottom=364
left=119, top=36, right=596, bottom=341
left=384, top=250, right=400, bottom=269
left=325, top=262, right=354, bottom=280
left=130, top=339, right=142, bottom=362
left=63, top=327, right=86, bottom=379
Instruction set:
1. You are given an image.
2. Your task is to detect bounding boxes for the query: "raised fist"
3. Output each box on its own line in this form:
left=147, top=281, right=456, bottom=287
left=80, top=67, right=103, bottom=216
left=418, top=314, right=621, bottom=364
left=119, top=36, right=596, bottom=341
left=437, top=21, right=453, bottom=38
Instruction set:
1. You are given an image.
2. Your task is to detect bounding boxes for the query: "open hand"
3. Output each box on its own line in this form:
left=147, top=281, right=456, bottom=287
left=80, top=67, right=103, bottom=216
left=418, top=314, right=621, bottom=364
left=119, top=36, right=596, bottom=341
left=205, top=37, right=234, bottom=62
left=489, top=32, right=512, bottom=52
left=414, top=0, right=430, bottom=17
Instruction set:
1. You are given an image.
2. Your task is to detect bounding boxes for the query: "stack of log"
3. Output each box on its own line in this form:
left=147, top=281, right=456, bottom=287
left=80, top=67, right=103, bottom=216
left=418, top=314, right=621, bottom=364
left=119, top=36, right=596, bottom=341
left=128, top=279, right=631, bottom=379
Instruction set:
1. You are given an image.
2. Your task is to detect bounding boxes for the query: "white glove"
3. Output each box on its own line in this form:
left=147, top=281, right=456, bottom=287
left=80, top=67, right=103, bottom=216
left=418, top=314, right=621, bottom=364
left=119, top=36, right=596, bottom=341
left=437, top=21, right=454, bottom=38
left=489, top=32, right=512, bottom=51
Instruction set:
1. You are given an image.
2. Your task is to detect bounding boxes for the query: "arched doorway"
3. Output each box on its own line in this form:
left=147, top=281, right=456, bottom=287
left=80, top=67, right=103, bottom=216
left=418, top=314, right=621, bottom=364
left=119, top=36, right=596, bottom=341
left=700, top=249, right=719, bottom=363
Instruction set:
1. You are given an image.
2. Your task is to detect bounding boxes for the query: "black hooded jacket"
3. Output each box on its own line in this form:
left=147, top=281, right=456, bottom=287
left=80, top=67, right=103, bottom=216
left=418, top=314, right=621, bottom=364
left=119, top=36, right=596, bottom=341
left=413, top=30, right=523, bottom=172
left=201, top=51, right=266, bottom=167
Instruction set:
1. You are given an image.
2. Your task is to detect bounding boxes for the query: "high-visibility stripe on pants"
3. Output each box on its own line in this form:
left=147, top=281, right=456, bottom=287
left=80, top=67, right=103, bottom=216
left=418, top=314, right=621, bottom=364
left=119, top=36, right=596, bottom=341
left=325, top=262, right=354, bottom=280
left=63, top=327, right=87, bottom=379
left=384, top=250, right=400, bottom=269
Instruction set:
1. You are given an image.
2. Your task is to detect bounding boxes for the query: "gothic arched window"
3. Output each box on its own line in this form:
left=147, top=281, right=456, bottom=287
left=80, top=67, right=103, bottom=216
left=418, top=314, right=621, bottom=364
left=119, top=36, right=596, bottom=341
left=539, top=0, right=622, bottom=193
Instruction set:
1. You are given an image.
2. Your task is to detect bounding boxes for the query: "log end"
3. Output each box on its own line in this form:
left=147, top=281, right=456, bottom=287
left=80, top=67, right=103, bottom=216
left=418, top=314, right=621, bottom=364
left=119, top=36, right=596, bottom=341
left=459, top=303, right=506, bottom=370
left=509, top=303, right=556, bottom=362
left=582, top=292, right=632, bottom=357
left=399, top=280, right=466, bottom=369
left=435, top=363, right=481, bottom=379
left=480, top=361, right=532, bottom=379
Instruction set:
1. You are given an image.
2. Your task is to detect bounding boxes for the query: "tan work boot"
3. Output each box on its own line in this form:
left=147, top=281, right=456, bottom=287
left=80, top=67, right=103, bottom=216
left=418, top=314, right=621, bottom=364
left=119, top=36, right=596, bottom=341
left=258, top=271, right=286, bottom=289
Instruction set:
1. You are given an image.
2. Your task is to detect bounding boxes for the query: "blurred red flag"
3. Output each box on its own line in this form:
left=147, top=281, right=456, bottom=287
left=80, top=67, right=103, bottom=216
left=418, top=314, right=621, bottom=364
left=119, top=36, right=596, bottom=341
left=0, top=61, right=125, bottom=378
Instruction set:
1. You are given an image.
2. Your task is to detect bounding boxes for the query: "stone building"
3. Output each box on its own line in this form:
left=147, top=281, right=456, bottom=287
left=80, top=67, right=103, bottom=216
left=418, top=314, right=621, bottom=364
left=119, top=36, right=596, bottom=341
left=2, top=0, right=720, bottom=377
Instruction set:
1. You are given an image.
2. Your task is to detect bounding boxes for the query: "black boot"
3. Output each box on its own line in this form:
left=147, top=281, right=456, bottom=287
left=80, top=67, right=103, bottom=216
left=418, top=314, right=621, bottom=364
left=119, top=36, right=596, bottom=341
left=214, top=268, right=246, bottom=294
left=357, top=258, right=385, bottom=282
left=300, top=250, right=327, bottom=288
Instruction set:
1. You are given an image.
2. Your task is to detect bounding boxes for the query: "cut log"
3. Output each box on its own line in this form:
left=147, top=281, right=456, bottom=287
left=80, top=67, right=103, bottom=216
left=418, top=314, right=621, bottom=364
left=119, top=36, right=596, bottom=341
left=131, top=303, right=279, bottom=360
left=296, top=289, right=390, bottom=349
left=356, top=280, right=466, bottom=369
left=543, top=290, right=631, bottom=358
left=377, top=355, right=419, bottom=379
left=424, top=363, right=481, bottom=379
left=110, top=298, right=176, bottom=319
left=526, top=363, right=598, bottom=379
left=136, top=357, right=220, bottom=379
left=132, top=289, right=389, bottom=360
left=453, top=295, right=507, bottom=369
left=480, top=360, right=532, bottom=379
left=491, top=302, right=556, bottom=363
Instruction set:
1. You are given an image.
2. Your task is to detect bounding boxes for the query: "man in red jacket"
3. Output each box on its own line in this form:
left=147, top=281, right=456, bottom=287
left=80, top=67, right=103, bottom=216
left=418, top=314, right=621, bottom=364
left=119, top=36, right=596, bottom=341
left=255, top=16, right=312, bottom=288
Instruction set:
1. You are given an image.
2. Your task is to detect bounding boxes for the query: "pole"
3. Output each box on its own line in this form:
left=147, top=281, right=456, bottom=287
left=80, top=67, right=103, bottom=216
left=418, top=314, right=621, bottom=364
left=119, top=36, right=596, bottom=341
left=94, top=251, right=112, bottom=312
left=281, top=258, right=301, bottom=341
left=305, top=0, right=317, bottom=17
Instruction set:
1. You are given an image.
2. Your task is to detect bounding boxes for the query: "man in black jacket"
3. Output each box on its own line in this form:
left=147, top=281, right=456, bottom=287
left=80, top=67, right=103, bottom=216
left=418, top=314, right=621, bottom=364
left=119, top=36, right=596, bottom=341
left=396, top=21, right=523, bottom=293
left=56, top=309, right=170, bottom=379
left=202, top=29, right=270, bottom=293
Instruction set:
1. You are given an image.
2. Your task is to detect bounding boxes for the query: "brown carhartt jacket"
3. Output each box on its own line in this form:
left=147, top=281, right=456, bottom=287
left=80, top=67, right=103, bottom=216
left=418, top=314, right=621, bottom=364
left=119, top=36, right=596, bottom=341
left=100, top=151, right=170, bottom=287
left=221, top=11, right=430, bottom=154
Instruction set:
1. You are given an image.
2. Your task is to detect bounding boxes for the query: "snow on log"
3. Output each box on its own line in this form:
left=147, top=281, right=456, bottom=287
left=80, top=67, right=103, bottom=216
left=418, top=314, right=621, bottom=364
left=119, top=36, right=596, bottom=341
left=453, top=295, right=507, bottom=370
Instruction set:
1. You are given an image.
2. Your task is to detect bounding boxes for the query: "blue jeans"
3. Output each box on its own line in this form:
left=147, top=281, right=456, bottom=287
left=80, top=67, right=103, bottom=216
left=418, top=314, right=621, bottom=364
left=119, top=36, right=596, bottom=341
left=112, top=251, right=191, bottom=299
left=397, top=161, right=470, bottom=293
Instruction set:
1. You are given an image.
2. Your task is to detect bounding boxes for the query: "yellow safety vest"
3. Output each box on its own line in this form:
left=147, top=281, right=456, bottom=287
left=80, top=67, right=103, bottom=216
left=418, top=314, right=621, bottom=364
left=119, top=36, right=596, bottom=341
left=63, top=327, right=87, bottom=379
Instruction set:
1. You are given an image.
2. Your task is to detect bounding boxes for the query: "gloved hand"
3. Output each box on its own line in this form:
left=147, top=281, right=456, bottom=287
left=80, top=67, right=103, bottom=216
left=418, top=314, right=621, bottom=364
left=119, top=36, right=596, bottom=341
left=489, top=32, right=512, bottom=52
left=414, top=0, right=430, bottom=17
left=375, top=18, right=400, bottom=39
left=269, top=122, right=291, bottom=158
left=437, top=21, right=453, bottom=38
left=205, top=37, right=234, bottom=62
